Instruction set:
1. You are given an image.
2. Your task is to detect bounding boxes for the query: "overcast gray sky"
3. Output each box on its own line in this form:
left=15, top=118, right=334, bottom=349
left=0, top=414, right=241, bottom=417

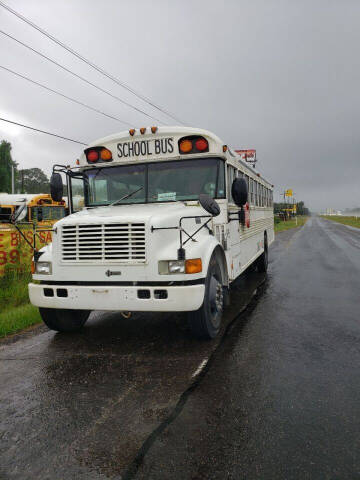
left=0, top=0, right=359, bottom=211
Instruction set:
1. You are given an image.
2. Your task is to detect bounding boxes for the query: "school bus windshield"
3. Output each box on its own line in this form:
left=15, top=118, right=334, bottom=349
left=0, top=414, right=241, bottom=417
left=80, top=158, right=226, bottom=206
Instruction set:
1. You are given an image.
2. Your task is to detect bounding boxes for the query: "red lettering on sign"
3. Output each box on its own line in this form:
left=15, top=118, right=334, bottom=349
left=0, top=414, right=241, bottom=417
left=9, top=249, right=20, bottom=264
left=46, top=232, right=52, bottom=242
left=0, top=233, right=3, bottom=248
left=11, top=232, right=19, bottom=246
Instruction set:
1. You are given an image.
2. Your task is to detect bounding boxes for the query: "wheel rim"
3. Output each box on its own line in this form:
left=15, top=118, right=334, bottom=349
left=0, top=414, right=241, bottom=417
left=209, top=275, right=223, bottom=322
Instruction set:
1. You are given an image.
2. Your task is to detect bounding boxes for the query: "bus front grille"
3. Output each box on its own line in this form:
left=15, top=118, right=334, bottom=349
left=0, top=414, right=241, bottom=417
left=61, top=223, right=146, bottom=263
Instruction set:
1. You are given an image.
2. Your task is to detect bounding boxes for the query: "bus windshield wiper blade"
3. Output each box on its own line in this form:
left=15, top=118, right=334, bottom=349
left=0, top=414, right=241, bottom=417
left=110, top=186, right=143, bottom=206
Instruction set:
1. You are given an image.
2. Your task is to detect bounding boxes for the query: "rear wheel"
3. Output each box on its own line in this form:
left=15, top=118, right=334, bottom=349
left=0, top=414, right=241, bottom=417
left=256, top=233, right=268, bottom=272
left=187, top=255, right=224, bottom=339
left=39, top=308, right=90, bottom=333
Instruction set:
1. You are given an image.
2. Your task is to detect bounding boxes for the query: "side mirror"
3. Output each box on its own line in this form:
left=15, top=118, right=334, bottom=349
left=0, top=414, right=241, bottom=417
left=231, top=177, right=248, bottom=207
left=37, top=208, right=43, bottom=222
left=199, top=194, right=220, bottom=217
left=12, top=203, right=27, bottom=223
left=50, top=173, right=63, bottom=202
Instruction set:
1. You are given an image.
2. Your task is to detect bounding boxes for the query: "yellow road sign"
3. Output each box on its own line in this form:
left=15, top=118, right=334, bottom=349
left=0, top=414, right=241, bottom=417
left=285, top=189, right=293, bottom=197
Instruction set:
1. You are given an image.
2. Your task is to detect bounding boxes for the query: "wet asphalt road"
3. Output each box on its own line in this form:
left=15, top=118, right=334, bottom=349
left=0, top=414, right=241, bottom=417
left=1, top=216, right=360, bottom=479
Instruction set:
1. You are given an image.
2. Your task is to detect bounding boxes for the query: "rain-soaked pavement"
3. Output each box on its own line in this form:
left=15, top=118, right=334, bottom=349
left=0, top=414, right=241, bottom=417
left=1, top=216, right=360, bottom=479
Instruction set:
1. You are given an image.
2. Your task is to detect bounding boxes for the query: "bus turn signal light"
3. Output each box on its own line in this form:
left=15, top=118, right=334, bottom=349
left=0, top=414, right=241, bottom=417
left=140, top=127, right=146, bottom=134
left=151, top=126, right=158, bottom=133
left=178, top=136, right=209, bottom=154
left=179, top=139, right=193, bottom=153
left=100, top=148, right=112, bottom=161
left=85, top=146, right=112, bottom=163
left=129, top=129, right=135, bottom=136
left=185, top=258, right=202, bottom=274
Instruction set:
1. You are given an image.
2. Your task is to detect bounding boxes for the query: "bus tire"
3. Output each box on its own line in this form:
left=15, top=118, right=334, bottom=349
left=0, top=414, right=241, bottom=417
left=256, top=233, right=268, bottom=272
left=187, top=255, right=224, bottom=340
left=39, top=308, right=90, bottom=333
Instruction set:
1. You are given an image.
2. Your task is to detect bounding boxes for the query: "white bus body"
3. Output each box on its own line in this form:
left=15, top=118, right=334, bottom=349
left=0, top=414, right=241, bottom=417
left=29, top=127, right=274, bottom=338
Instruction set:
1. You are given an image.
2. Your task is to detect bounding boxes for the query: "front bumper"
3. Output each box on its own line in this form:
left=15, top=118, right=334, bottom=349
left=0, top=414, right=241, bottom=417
left=28, top=283, right=205, bottom=312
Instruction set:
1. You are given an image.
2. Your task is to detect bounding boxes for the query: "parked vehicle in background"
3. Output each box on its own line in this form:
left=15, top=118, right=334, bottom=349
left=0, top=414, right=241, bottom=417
left=29, top=127, right=274, bottom=339
left=0, top=193, right=66, bottom=225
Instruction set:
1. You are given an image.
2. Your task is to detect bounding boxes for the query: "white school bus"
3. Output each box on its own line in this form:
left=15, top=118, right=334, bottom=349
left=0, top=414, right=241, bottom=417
left=29, top=127, right=274, bottom=339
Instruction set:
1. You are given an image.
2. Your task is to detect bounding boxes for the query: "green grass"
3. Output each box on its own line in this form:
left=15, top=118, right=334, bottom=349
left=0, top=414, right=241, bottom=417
left=274, top=216, right=308, bottom=233
left=0, top=303, right=41, bottom=338
left=0, top=271, right=32, bottom=312
left=0, top=270, right=41, bottom=338
left=321, top=215, right=360, bottom=228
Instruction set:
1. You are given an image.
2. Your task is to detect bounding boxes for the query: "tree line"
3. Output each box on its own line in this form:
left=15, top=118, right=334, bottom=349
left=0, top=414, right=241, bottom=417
left=0, top=140, right=50, bottom=194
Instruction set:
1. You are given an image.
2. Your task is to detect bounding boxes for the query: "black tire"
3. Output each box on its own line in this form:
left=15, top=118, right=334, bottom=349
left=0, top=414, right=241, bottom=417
left=187, top=255, right=224, bottom=339
left=39, top=308, right=90, bottom=333
left=256, top=234, right=268, bottom=272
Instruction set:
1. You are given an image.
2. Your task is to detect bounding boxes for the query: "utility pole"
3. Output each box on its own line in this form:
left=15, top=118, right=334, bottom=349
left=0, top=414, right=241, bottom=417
left=11, top=164, right=15, bottom=193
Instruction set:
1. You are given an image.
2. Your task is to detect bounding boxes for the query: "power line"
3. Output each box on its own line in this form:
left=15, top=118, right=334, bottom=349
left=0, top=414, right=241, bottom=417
left=0, top=117, right=87, bottom=145
left=0, top=1, right=186, bottom=125
left=0, top=64, right=133, bottom=127
left=0, top=29, right=164, bottom=125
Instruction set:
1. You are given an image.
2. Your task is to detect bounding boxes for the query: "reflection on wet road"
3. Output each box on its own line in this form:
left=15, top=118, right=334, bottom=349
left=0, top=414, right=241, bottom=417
left=1, top=217, right=360, bottom=479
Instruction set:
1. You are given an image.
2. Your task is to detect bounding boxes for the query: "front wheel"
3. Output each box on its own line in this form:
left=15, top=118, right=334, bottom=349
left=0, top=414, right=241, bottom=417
left=39, top=308, right=90, bottom=333
left=187, top=255, right=224, bottom=340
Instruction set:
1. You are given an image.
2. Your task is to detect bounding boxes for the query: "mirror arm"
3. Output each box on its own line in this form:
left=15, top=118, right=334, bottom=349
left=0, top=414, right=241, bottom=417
left=228, top=207, right=246, bottom=224
left=52, top=164, right=84, bottom=180
left=182, top=218, right=213, bottom=246
left=178, top=215, right=212, bottom=259
left=52, top=164, right=69, bottom=175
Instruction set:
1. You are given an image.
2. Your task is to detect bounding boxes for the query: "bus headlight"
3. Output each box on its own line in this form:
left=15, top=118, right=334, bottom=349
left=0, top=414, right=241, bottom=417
left=35, top=261, right=52, bottom=275
left=159, top=260, right=185, bottom=274
left=158, top=259, right=202, bottom=274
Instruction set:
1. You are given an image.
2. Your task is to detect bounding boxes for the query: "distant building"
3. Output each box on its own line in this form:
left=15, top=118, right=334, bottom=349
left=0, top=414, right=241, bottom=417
left=326, top=208, right=336, bottom=215
left=325, top=208, right=342, bottom=216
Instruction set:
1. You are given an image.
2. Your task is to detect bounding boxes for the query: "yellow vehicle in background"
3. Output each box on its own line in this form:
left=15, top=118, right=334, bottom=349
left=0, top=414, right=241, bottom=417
left=0, top=194, right=66, bottom=275
left=0, top=194, right=66, bottom=226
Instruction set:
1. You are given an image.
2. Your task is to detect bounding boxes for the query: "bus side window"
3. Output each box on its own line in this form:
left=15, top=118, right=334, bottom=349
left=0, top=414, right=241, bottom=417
left=259, top=184, right=262, bottom=206
left=249, top=179, right=253, bottom=205
left=245, top=175, right=249, bottom=199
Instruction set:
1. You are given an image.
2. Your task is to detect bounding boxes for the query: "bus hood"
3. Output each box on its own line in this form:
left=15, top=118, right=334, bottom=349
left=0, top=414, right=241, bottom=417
left=56, top=202, right=208, bottom=227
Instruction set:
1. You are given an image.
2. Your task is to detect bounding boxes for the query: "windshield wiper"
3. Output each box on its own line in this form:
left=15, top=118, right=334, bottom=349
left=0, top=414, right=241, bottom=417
left=110, top=186, right=144, bottom=206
